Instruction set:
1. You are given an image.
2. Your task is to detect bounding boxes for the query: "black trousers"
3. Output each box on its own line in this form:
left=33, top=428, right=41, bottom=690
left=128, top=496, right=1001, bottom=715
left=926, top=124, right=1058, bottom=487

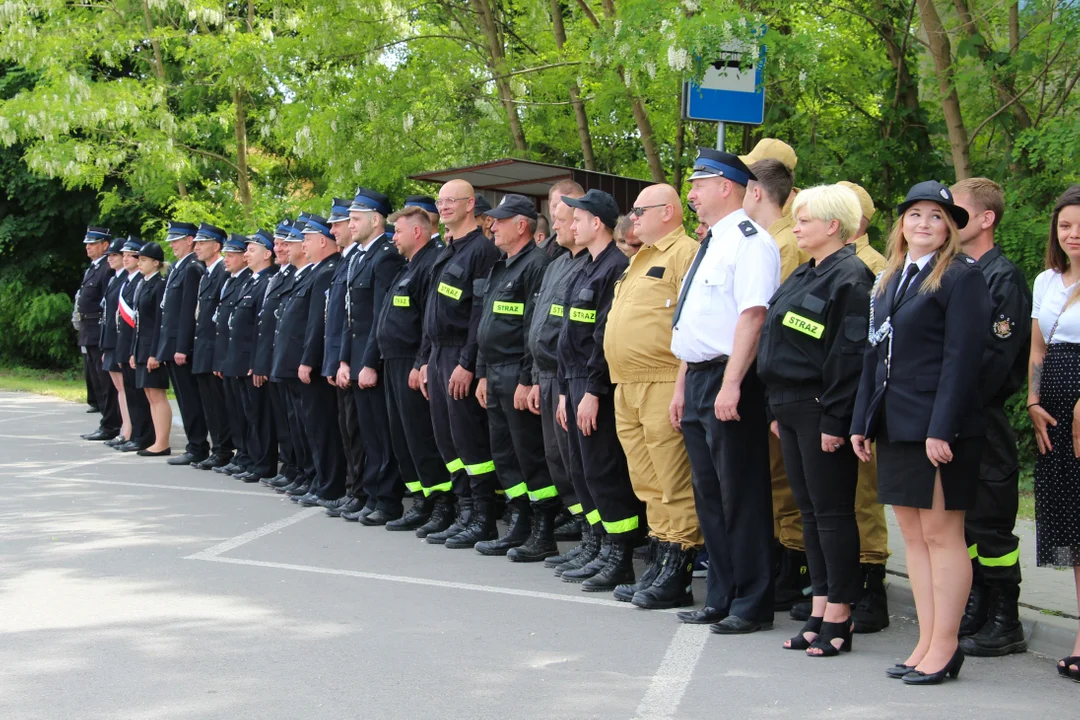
left=352, top=380, right=403, bottom=514
left=195, top=372, right=233, bottom=459
left=337, top=386, right=365, bottom=499
left=269, top=381, right=297, bottom=480
left=284, top=381, right=316, bottom=483
left=538, top=373, right=579, bottom=514
left=565, top=377, right=643, bottom=539
left=300, top=379, right=346, bottom=499
left=772, top=399, right=861, bottom=604
left=169, top=362, right=209, bottom=458
left=487, top=362, right=559, bottom=509
left=84, top=350, right=97, bottom=410
left=122, top=364, right=153, bottom=448
left=427, top=344, right=496, bottom=506
left=241, top=377, right=278, bottom=478
left=385, top=358, right=450, bottom=498
left=224, top=376, right=250, bottom=469
left=682, top=362, right=773, bottom=622
left=85, top=346, right=121, bottom=433
left=966, top=408, right=1022, bottom=586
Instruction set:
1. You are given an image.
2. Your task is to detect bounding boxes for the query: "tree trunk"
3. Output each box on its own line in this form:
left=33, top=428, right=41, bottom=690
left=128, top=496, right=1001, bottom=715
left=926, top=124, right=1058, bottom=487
left=550, top=0, right=595, bottom=169
left=142, top=0, right=186, bottom=197
left=951, top=0, right=1032, bottom=130
left=916, top=0, right=973, bottom=179
left=469, top=0, right=527, bottom=151
left=233, top=88, right=252, bottom=213
left=871, top=0, right=921, bottom=121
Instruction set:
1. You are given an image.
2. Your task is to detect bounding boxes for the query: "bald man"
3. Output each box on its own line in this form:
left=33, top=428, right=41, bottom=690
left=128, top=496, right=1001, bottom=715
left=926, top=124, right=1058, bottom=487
left=418, top=179, right=503, bottom=548
left=603, top=184, right=702, bottom=609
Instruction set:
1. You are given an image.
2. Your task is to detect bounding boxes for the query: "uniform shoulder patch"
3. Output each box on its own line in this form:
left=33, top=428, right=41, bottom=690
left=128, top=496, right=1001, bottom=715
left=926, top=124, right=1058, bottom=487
left=993, top=315, right=1013, bottom=339
left=738, top=220, right=758, bottom=237
left=965, top=256, right=975, bottom=264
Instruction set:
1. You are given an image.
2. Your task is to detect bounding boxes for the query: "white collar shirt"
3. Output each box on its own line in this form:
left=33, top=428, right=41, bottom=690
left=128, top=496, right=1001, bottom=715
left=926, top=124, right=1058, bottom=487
left=895, top=252, right=933, bottom=297
left=671, top=208, right=780, bottom=363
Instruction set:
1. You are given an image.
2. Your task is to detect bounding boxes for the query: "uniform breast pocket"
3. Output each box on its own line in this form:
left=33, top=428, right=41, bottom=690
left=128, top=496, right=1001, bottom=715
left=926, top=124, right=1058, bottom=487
left=698, top=266, right=730, bottom=314
left=492, top=280, right=525, bottom=317
left=631, top=273, right=677, bottom=310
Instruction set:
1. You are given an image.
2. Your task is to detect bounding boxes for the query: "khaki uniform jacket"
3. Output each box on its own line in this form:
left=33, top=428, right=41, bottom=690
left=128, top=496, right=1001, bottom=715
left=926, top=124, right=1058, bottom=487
left=604, top=227, right=699, bottom=384
left=854, top=236, right=887, bottom=274
left=768, top=214, right=810, bottom=283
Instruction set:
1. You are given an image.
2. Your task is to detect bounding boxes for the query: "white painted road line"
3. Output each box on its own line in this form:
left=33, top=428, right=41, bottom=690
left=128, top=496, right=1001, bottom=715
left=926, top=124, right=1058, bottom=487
left=632, top=623, right=710, bottom=720
left=186, top=508, right=323, bottom=560
left=30, top=476, right=287, bottom=498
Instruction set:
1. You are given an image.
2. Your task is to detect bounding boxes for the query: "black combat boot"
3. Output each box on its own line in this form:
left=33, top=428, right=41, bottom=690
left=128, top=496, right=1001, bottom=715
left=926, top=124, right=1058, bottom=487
left=960, top=584, right=1027, bottom=656
left=416, top=495, right=455, bottom=538
left=508, top=504, right=560, bottom=563
left=852, top=563, right=890, bottom=633
left=959, top=579, right=990, bottom=638
left=633, top=545, right=697, bottom=609
left=561, top=535, right=612, bottom=583
left=425, top=497, right=471, bottom=544
left=581, top=538, right=635, bottom=592
left=445, top=502, right=498, bottom=549
left=774, top=547, right=811, bottom=611
left=614, top=538, right=662, bottom=602
left=475, top=501, right=532, bottom=555
left=545, top=518, right=587, bottom=567
left=553, top=526, right=600, bottom=576
left=553, top=507, right=581, bottom=541
left=388, top=495, right=434, bottom=531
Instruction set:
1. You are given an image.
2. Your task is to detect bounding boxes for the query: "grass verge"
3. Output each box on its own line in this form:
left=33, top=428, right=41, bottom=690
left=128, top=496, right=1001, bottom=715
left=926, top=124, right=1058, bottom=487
left=0, top=365, right=86, bottom=403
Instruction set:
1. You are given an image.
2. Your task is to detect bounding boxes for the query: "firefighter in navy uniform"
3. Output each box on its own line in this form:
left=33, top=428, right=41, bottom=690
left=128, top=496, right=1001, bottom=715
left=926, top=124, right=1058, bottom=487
left=953, top=178, right=1032, bottom=657
left=556, top=190, right=645, bottom=592
left=115, top=238, right=154, bottom=453
left=419, top=179, right=501, bottom=548
left=99, top=238, right=130, bottom=448
left=338, top=188, right=407, bottom=525
left=377, top=207, right=451, bottom=533
left=78, top=226, right=122, bottom=441
left=472, top=194, right=560, bottom=560
left=213, top=235, right=253, bottom=477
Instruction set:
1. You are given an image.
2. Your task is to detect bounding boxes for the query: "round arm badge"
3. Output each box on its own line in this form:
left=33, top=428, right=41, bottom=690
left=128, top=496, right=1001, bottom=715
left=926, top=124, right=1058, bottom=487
left=993, top=314, right=1013, bottom=339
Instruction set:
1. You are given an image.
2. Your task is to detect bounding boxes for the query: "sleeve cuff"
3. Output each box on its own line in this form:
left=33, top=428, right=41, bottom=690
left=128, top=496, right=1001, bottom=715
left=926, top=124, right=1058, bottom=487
left=820, top=414, right=849, bottom=437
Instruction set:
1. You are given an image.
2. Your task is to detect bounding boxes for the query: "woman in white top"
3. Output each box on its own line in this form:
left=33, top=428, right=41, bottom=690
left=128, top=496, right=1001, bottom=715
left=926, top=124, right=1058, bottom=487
left=1027, top=185, right=1080, bottom=681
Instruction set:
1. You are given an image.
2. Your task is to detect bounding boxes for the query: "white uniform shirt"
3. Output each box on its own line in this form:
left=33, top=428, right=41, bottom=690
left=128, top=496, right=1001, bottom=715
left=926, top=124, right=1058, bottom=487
left=1033, top=269, right=1080, bottom=343
left=671, top=208, right=781, bottom=363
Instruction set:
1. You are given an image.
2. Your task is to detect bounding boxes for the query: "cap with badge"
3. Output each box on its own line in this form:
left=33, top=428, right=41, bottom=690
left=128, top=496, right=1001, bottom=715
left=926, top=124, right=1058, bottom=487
left=83, top=226, right=111, bottom=244
left=896, top=180, right=968, bottom=229
left=484, top=193, right=537, bottom=220
left=405, top=195, right=438, bottom=214
left=285, top=213, right=309, bottom=242
left=473, top=193, right=493, bottom=217
left=194, top=222, right=226, bottom=245
left=301, top=214, right=333, bottom=238
left=223, top=234, right=248, bottom=253
left=562, top=189, right=620, bottom=230
left=137, top=241, right=165, bottom=262
left=121, top=236, right=144, bottom=254
left=688, top=148, right=757, bottom=186
left=246, top=229, right=275, bottom=252
left=349, top=187, right=392, bottom=217
left=327, top=198, right=352, bottom=224
left=106, top=237, right=126, bottom=255
left=739, top=138, right=798, bottom=173
left=274, top=218, right=294, bottom=240
left=165, top=221, right=198, bottom=242
left=837, top=181, right=875, bottom=221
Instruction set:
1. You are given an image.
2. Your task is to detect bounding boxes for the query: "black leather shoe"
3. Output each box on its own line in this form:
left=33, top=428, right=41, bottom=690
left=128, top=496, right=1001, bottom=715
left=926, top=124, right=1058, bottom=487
left=902, top=648, right=964, bottom=685
left=555, top=530, right=601, bottom=577
left=83, top=429, right=118, bottom=441
left=137, top=447, right=172, bottom=457
left=553, top=508, right=582, bottom=541
left=581, top=539, right=635, bottom=592
left=562, top=536, right=612, bottom=583
left=296, top=492, right=323, bottom=507
left=475, top=506, right=531, bottom=556
left=193, top=455, right=231, bottom=471
left=359, top=508, right=402, bottom=526
left=324, top=497, right=361, bottom=517
left=960, top=585, right=1027, bottom=657
left=104, top=435, right=126, bottom=448
left=342, top=505, right=374, bottom=522
left=676, top=607, right=728, bottom=625
left=260, top=474, right=284, bottom=487
left=614, top=538, right=662, bottom=602
left=387, top=496, right=433, bottom=531
left=633, top=546, right=696, bottom=610
left=445, top=510, right=498, bottom=549
left=507, top=506, right=560, bottom=563
left=276, top=480, right=301, bottom=494
left=235, top=472, right=261, bottom=483
left=416, top=499, right=455, bottom=538
left=709, top=616, right=773, bottom=634
left=270, top=476, right=295, bottom=490
left=213, top=463, right=241, bottom=475
left=87, top=405, right=100, bottom=413
left=545, top=519, right=588, bottom=568
left=118, top=441, right=145, bottom=453
left=426, top=517, right=467, bottom=545
left=167, top=453, right=203, bottom=466
left=285, top=483, right=310, bottom=497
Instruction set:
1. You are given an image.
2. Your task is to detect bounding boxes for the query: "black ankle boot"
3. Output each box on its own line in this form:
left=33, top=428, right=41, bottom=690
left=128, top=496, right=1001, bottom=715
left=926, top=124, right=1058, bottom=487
left=553, top=507, right=581, bottom=540
left=475, top=503, right=532, bottom=555
left=508, top=505, right=559, bottom=562
left=561, top=535, right=610, bottom=582
left=632, top=545, right=696, bottom=609
left=960, top=584, right=1027, bottom=656
left=959, top=580, right=990, bottom=638
left=614, top=538, right=663, bottom=602
left=546, top=517, right=587, bottom=567
left=446, top=503, right=498, bottom=549
left=852, top=562, right=890, bottom=633
left=774, top=546, right=811, bottom=611
left=581, top=539, right=635, bottom=592
left=416, top=496, right=455, bottom=538
left=388, top=495, right=433, bottom=531
left=425, top=498, right=470, bottom=545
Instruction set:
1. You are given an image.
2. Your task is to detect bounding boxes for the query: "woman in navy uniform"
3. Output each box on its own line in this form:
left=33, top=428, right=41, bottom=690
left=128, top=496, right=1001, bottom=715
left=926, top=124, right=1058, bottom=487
left=758, top=185, right=875, bottom=657
left=130, top=241, right=173, bottom=456
left=851, top=181, right=991, bottom=684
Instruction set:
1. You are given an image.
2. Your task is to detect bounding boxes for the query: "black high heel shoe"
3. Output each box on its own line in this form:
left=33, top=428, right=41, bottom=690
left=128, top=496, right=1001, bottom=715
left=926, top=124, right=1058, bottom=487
left=784, top=616, right=822, bottom=650
left=807, top=620, right=853, bottom=657
left=885, top=663, right=916, bottom=679
left=903, top=647, right=964, bottom=685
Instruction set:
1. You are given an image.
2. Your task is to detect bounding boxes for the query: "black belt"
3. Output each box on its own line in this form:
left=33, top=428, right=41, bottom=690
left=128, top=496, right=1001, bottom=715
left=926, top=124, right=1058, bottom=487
left=768, top=387, right=821, bottom=405
left=81, top=313, right=102, bottom=320
left=686, top=355, right=728, bottom=372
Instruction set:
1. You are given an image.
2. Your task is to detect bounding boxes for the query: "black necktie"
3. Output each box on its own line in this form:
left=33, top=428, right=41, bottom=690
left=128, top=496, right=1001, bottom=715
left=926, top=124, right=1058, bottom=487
left=672, top=231, right=712, bottom=328
left=895, top=262, right=920, bottom=302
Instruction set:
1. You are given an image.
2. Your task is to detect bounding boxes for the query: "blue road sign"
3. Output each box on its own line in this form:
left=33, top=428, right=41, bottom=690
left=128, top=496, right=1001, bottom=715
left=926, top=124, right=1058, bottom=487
left=684, top=42, right=766, bottom=125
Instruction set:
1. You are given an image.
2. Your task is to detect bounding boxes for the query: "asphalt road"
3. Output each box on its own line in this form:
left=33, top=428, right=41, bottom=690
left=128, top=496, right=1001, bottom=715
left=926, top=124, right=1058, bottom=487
left=0, top=391, right=1075, bottom=719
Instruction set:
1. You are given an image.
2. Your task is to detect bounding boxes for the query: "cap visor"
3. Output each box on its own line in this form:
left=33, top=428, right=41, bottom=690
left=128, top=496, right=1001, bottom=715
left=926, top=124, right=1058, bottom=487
left=688, top=169, right=721, bottom=181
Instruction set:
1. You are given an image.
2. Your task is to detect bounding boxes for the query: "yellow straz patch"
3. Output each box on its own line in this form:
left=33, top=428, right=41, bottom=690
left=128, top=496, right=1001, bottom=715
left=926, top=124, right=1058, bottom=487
left=493, top=301, right=524, bottom=315
left=782, top=311, right=824, bottom=339
left=392, top=295, right=410, bottom=307
left=549, top=304, right=564, bottom=317
left=569, top=308, right=596, bottom=323
left=438, top=282, right=463, bottom=300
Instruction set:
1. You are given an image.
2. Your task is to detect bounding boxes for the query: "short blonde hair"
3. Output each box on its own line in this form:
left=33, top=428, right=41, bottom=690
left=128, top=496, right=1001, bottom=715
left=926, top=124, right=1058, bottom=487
left=790, top=184, right=862, bottom=242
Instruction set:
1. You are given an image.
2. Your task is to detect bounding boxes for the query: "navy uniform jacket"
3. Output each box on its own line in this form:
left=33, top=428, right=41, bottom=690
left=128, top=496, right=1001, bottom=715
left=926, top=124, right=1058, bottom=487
left=116, top=273, right=141, bottom=365
left=191, top=261, right=228, bottom=374
left=77, top=257, right=112, bottom=346
left=98, top=270, right=124, bottom=353
left=376, top=239, right=443, bottom=367
left=528, top=249, right=589, bottom=383
left=256, top=265, right=296, bottom=378
left=977, top=246, right=1032, bottom=481
left=156, top=253, right=205, bottom=360
left=340, top=235, right=406, bottom=379
left=476, top=241, right=552, bottom=385
left=851, top=254, right=991, bottom=442
left=271, top=255, right=340, bottom=379
left=223, top=267, right=272, bottom=378
left=556, top=240, right=629, bottom=396
left=322, top=245, right=358, bottom=378
left=212, top=267, right=252, bottom=374
left=421, top=229, right=500, bottom=371
left=133, top=274, right=166, bottom=364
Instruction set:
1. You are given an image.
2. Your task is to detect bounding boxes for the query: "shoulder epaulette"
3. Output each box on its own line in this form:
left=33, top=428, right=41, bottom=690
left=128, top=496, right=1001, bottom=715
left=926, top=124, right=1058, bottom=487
left=738, top=220, right=758, bottom=237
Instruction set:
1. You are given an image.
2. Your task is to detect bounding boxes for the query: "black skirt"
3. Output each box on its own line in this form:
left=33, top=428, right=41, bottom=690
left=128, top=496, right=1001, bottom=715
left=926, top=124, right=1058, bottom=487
left=136, top=363, right=170, bottom=390
left=100, top=349, right=120, bottom=373
left=876, top=410, right=982, bottom=511
left=1034, top=342, right=1080, bottom=567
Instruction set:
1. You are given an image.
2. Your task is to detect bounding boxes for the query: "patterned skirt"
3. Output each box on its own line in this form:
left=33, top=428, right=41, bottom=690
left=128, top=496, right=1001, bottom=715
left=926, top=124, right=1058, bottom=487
left=1034, top=342, right=1080, bottom=567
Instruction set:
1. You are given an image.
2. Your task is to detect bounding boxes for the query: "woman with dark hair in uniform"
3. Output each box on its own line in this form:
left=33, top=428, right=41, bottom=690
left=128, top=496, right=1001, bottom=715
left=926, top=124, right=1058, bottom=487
left=130, top=241, right=172, bottom=457
left=851, top=181, right=990, bottom=685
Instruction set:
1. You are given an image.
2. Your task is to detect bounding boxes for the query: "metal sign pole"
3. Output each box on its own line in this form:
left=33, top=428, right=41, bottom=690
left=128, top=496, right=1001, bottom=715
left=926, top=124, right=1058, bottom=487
left=717, top=121, right=726, bottom=150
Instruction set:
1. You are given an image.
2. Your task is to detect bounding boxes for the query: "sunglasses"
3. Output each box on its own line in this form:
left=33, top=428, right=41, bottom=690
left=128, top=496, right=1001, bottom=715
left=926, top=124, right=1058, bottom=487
left=630, top=204, right=668, bottom=218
